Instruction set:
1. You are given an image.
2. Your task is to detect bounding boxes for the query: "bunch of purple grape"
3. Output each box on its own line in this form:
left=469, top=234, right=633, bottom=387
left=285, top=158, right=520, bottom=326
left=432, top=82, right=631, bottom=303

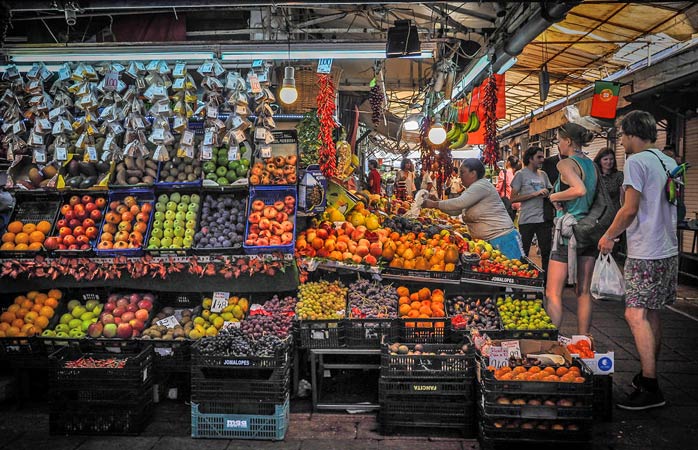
left=348, top=279, right=398, bottom=318
left=369, top=83, right=383, bottom=126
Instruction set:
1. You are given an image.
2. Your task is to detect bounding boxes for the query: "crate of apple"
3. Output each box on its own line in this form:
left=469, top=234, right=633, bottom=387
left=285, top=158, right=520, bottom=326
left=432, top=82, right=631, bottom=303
left=44, top=194, right=107, bottom=255
left=146, top=191, right=200, bottom=255
left=96, top=292, right=156, bottom=339
left=243, top=187, right=296, bottom=255
left=95, top=190, right=154, bottom=256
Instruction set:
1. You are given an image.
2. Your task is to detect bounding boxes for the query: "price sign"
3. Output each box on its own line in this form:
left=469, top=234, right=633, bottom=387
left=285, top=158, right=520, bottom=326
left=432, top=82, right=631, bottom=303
left=236, top=104, right=248, bottom=116
left=203, top=130, right=214, bottom=146
left=317, top=58, right=333, bottom=74
left=184, top=145, right=195, bottom=158
left=34, top=149, right=46, bottom=163
left=151, top=128, right=165, bottom=141
left=501, top=340, right=521, bottom=358
left=201, top=145, right=213, bottom=161
left=233, top=129, right=247, bottom=144
left=259, top=145, right=272, bottom=158
left=104, top=71, right=119, bottom=92
left=228, top=145, right=239, bottom=161
left=558, top=335, right=572, bottom=346
left=248, top=74, right=261, bottom=93
left=252, top=60, right=264, bottom=69
left=32, top=133, right=44, bottom=145
left=156, top=315, right=180, bottom=329
left=86, top=146, right=98, bottom=161
left=55, top=147, right=68, bottom=161
left=173, top=63, right=186, bottom=78
left=5, top=65, right=19, bottom=79
left=49, top=108, right=62, bottom=121
left=181, top=130, right=195, bottom=146
left=254, top=127, right=266, bottom=140
left=488, top=346, right=510, bottom=369
left=211, top=292, right=229, bottom=312
left=222, top=321, right=241, bottom=330
left=39, top=118, right=52, bottom=130
left=57, top=64, right=71, bottom=81
left=206, top=105, right=218, bottom=119
left=110, top=122, right=124, bottom=135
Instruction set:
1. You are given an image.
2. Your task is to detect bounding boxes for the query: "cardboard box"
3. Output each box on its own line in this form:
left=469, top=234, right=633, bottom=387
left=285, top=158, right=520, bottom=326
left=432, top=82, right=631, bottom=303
left=559, top=335, right=615, bottom=375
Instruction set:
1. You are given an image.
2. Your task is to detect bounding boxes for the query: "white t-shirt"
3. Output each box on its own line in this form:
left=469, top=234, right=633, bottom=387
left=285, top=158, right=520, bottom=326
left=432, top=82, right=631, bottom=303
left=623, top=149, right=678, bottom=260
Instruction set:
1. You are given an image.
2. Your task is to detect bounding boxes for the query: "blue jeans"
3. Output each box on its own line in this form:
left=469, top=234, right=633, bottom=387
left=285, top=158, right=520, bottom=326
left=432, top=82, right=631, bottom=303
left=490, top=229, right=524, bottom=260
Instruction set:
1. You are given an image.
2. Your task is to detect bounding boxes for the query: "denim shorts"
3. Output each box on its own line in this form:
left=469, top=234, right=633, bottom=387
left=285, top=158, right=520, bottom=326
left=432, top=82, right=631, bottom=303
left=550, top=243, right=599, bottom=263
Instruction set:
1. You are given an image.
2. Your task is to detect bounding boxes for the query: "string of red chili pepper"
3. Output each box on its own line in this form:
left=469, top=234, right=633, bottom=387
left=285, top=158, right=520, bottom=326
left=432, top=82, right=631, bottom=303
left=483, top=74, right=499, bottom=166
left=316, top=74, right=337, bottom=178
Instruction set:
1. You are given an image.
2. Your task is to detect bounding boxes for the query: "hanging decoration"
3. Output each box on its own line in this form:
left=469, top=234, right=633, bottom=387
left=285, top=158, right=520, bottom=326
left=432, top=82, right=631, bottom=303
left=482, top=74, right=499, bottom=166
left=316, top=73, right=337, bottom=178
left=369, top=78, right=384, bottom=126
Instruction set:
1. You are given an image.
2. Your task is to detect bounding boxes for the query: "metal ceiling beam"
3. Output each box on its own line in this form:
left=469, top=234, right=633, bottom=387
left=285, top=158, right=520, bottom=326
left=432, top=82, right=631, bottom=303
left=422, top=4, right=482, bottom=37
left=428, top=3, right=497, bottom=24
left=9, top=1, right=437, bottom=11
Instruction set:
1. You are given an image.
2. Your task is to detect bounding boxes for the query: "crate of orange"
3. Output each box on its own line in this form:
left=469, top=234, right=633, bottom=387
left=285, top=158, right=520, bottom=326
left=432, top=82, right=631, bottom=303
left=94, top=189, right=155, bottom=257
left=0, top=191, right=61, bottom=258
left=382, top=232, right=462, bottom=281
left=0, top=289, right=64, bottom=368
left=396, top=286, right=449, bottom=343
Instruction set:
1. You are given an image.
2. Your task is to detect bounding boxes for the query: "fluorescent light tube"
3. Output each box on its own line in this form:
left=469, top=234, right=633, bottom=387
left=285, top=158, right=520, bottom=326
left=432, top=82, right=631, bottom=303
left=497, top=56, right=517, bottom=74
left=10, top=51, right=215, bottom=63
left=0, top=64, right=63, bottom=72
left=222, top=50, right=433, bottom=60
left=433, top=99, right=450, bottom=114
left=451, top=54, right=490, bottom=99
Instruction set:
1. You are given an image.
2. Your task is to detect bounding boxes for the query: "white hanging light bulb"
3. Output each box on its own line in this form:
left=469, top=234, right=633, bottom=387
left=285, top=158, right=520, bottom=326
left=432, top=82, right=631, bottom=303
left=279, top=66, right=298, bottom=104
left=428, top=115, right=447, bottom=145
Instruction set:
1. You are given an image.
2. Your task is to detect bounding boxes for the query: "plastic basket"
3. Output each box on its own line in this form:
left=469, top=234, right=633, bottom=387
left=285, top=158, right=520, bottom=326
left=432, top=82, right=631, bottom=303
left=345, top=318, right=396, bottom=349
left=480, top=395, right=593, bottom=420
left=478, top=416, right=592, bottom=445
left=380, top=396, right=475, bottom=428
left=49, top=391, right=154, bottom=435
left=295, top=319, right=344, bottom=349
left=93, top=188, right=155, bottom=257
left=191, top=190, right=247, bottom=256
left=446, top=294, right=503, bottom=342
left=191, top=337, right=291, bottom=370
left=249, top=130, right=299, bottom=187
left=143, top=187, right=202, bottom=257
left=191, top=397, right=289, bottom=440
left=155, top=157, right=203, bottom=189
left=490, top=292, right=558, bottom=340
left=379, top=378, right=475, bottom=398
left=49, top=192, right=109, bottom=257
left=396, top=318, right=449, bottom=344
left=243, top=185, right=297, bottom=255
left=478, top=358, right=594, bottom=396
left=0, top=191, right=61, bottom=258
left=381, top=342, right=475, bottom=379
left=191, top=368, right=290, bottom=404
left=593, top=374, right=613, bottom=422
left=461, top=257, right=545, bottom=289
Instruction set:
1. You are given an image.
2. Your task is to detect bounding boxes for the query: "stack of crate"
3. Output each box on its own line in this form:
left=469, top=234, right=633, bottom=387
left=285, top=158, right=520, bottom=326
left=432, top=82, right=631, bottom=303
left=48, top=343, right=154, bottom=435
left=190, top=337, right=291, bottom=441
left=379, top=340, right=477, bottom=436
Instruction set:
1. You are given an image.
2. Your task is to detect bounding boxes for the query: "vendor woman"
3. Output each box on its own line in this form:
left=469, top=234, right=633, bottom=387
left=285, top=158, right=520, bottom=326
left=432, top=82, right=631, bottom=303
left=422, top=158, right=523, bottom=259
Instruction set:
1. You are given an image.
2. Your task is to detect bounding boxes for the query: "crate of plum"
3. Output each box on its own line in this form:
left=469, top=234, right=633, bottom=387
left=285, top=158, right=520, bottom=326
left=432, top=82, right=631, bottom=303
left=242, top=294, right=297, bottom=342
left=145, top=190, right=201, bottom=256
left=381, top=341, right=476, bottom=380
left=493, top=294, right=558, bottom=340
left=243, top=186, right=296, bottom=255
left=294, top=281, right=347, bottom=349
left=156, top=156, right=203, bottom=188
left=345, top=279, right=398, bottom=348
left=193, top=191, right=247, bottom=255
left=446, top=295, right=502, bottom=341
left=94, top=190, right=155, bottom=257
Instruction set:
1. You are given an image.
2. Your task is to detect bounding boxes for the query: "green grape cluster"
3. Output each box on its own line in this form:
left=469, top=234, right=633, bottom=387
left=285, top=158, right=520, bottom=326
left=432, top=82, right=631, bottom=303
left=497, top=296, right=556, bottom=331
left=296, top=281, right=347, bottom=320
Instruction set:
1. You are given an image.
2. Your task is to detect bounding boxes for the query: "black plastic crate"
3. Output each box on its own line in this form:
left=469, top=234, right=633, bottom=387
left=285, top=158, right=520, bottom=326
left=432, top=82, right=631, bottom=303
left=382, top=266, right=462, bottom=281
left=151, top=339, right=191, bottom=373
left=379, top=378, right=475, bottom=398
left=49, top=379, right=154, bottom=406
left=396, top=318, right=449, bottom=344
left=49, top=389, right=154, bottom=435
left=593, top=374, right=613, bottom=422
left=480, top=398, right=593, bottom=420
left=192, top=366, right=290, bottom=404
left=445, top=294, right=503, bottom=342
left=0, top=336, right=48, bottom=369
left=344, top=319, right=396, bottom=349
left=194, top=393, right=288, bottom=415
left=381, top=342, right=475, bottom=379
left=0, top=191, right=61, bottom=258
left=478, top=416, right=592, bottom=445
left=478, top=359, right=594, bottom=396
left=295, top=319, right=344, bottom=349
left=49, top=344, right=153, bottom=389
left=380, top=396, right=476, bottom=428
left=191, top=337, right=291, bottom=370
left=461, top=256, right=545, bottom=289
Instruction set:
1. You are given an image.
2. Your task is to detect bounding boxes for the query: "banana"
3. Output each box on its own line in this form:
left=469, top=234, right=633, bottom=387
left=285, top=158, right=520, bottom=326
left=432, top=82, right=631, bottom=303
left=467, top=112, right=480, bottom=132
left=449, top=130, right=468, bottom=149
left=448, top=125, right=462, bottom=145
left=445, top=123, right=458, bottom=141
left=461, top=113, right=473, bottom=132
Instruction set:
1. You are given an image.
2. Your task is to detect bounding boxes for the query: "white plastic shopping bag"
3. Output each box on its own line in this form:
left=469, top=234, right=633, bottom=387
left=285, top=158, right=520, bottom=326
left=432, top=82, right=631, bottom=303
left=590, top=254, right=625, bottom=300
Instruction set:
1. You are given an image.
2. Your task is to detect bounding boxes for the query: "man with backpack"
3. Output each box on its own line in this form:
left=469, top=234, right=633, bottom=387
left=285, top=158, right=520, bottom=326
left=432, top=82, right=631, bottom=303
left=598, top=110, right=679, bottom=411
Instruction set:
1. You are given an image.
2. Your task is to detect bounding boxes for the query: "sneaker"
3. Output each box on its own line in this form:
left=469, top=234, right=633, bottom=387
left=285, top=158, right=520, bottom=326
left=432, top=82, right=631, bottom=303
left=617, top=387, right=666, bottom=410
left=631, top=372, right=641, bottom=390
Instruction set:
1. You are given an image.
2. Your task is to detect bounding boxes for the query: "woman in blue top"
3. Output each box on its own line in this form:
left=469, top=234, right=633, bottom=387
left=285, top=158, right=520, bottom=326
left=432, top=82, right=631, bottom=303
left=546, top=123, right=598, bottom=334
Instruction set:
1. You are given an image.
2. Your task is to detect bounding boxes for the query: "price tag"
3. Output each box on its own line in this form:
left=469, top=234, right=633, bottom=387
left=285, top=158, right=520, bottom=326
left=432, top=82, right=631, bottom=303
left=12, top=121, right=25, bottom=134
left=248, top=74, right=261, bottom=93
left=222, top=321, right=241, bottom=330
left=235, top=104, right=248, bottom=116
left=154, top=347, right=173, bottom=357
left=156, top=315, right=180, bottom=329
left=558, top=335, right=572, bottom=346
left=203, top=130, right=214, bottom=146
left=184, top=145, right=195, bottom=158
left=254, top=127, right=267, bottom=140
left=110, top=122, right=124, bottom=135
left=55, top=147, right=68, bottom=161
left=501, top=340, right=521, bottom=358
left=39, top=118, right=52, bottom=130
left=173, top=115, right=186, bottom=130
left=49, top=108, right=62, bottom=121
left=233, top=129, right=247, bottom=144
left=211, top=292, right=229, bottom=312
left=86, top=146, right=98, bottom=161
left=231, top=115, right=244, bottom=130
left=259, top=145, right=272, bottom=158
left=27, top=65, right=40, bottom=79
left=173, top=62, right=186, bottom=78
left=5, top=65, right=20, bottom=79
left=104, top=71, right=119, bottom=92
left=206, top=105, right=218, bottom=119
left=151, top=128, right=165, bottom=141
left=228, top=145, right=239, bottom=161
left=488, top=346, right=510, bottom=369
left=317, top=58, right=333, bottom=74
left=199, top=61, right=214, bottom=74
left=34, top=149, right=46, bottom=163
left=201, top=145, right=213, bottom=160
left=172, top=78, right=185, bottom=90
left=181, top=130, right=195, bottom=146
left=32, top=133, right=44, bottom=145
left=252, top=60, right=264, bottom=69
left=57, top=64, right=71, bottom=80
left=103, top=134, right=114, bottom=151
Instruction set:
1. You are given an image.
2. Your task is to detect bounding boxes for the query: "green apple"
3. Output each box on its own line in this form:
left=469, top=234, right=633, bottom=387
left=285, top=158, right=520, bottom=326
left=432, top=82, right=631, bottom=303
left=175, top=211, right=186, bottom=222
left=163, top=219, right=175, bottom=229
left=67, top=299, right=81, bottom=310
left=149, top=236, right=161, bottom=247
left=81, top=320, right=91, bottom=332
left=152, top=219, right=163, bottom=230
left=166, top=201, right=178, bottom=212
left=172, top=237, right=184, bottom=248
left=152, top=228, right=163, bottom=239
left=174, top=219, right=185, bottom=229
left=163, top=228, right=174, bottom=239
left=42, top=330, right=56, bottom=337
left=160, top=236, right=173, bottom=247
left=68, top=318, right=82, bottom=330
left=183, top=236, right=193, bottom=247
left=155, top=201, right=166, bottom=212
left=55, top=324, right=69, bottom=333
left=174, top=226, right=185, bottom=238
left=170, top=192, right=181, bottom=203
left=190, top=194, right=200, bottom=204
left=187, top=203, right=199, bottom=213
left=185, top=228, right=195, bottom=238
left=165, top=210, right=176, bottom=221
left=56, top=331, right=69, bottom=338
left=85, top=300, right=99, bottom=311
left=158, top=194, right=169, bottom=203
left=177, top=203, right=188, bottom=213
left=180, top=194, right=190, bottom=204
left=185, top=210, right=197, bottom=222
left=60, top=313, right=73, bottom=325
left=71, top=306, right=86, bottom=318
left=154, top=211, right=165, bottom=222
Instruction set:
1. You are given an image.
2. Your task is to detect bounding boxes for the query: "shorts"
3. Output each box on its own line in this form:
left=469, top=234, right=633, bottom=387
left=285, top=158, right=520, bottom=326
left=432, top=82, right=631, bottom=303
left=550, top=243, right=599, bottom=263
left=489, top=229, right=524, bottom=260
left=624, top=256, right=678, bottom=309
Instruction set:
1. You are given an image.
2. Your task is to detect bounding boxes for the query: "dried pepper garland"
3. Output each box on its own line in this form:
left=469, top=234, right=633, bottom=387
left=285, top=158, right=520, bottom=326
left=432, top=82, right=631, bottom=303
left=483, top=74, right=499, bottom=166
left=316, top=74, right=337, bottom=177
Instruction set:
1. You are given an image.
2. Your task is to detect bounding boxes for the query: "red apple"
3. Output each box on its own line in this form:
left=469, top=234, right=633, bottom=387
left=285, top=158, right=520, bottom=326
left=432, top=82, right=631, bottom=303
left=104, top=302, right=115, bottom=313
left=69, top=195, right=80, bottom=206
left=121, top=311, right=135, bottom=322
left=114, top=317, right=122, bottom=325
left=58, top=244, right=67, bottom=250
left=116, top=298, right=129, bottom=308
left=82, top=218, right=95, bottom=229
left=57, top=219, right=68, bottom=229
left=116, top=323, right=133, bottom=339
left=95, top=198, right=107, bottom=209
left=73, top=226, right=85, bottom=236
left=60, top=204, right=72, bottom=216
left=81, top=195, right=93, bottom=205
left=74, top=205, right=86, bottom=220
left=135, top=309, right=149, bottom=321
left=126, top=304, right=138, bottom=313
left=43, top=237, right=60, bottom=250
left=129, top=293, right=142, bottom=303
left=88, top=322, right=103, bottom=338
left=68, top=244, right=79, bottom=250
left=137, top=300, right=153, bottom=311
left=63, top=235, right=76, bottom=246
left=85, top=202, right=97, bottom=213
left=80, top=244, right=91, bottom=250
left=68, top=218, right=81, bottom=229
left=129, top=319, right=145, bottom=332
left=112, top=306, right=125, bottom=317
left=76, top=235, right=90, bottom=245
left=64, top=210, right=75, bottom=221
left=90, top=209, right=103, bottom=221
left=85, top=227, right=98, bottom=239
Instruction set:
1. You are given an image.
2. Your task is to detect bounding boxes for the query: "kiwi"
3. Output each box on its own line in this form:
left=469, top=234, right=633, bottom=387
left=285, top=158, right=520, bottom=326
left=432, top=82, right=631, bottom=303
left=43, top=165, right=58, bottom=178
left=28, top=167, right=43, bottom=186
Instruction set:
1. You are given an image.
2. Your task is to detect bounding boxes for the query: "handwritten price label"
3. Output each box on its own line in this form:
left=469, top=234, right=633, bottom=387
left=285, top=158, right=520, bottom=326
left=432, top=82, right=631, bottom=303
left=222, top=321, right=241, bottom=330
left=488, top=346, right=510, bottom=369
left=317, top=58, right=333, bottom=74
left=211, top=292, right=229, bottom=312
left=55, top=147, right=68, bottom=161
left=156, top=315, right=180, bottom=329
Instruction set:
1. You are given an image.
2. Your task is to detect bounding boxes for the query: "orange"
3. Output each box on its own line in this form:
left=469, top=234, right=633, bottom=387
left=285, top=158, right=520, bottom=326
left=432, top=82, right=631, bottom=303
left=0, top=322, right=8, bottom=331
left=418, top=306, right=432, bottom=316
left=47, top=289, right=62, bottom=300
left=0, top=311, right=16, bottom=323
left=14, top=295, right=26, bottom=304
left=45, top=297, right=59, bottom=308
left=410, top=301, right=422, bottom=311
left=31, top=304, right=42, bottom=313
left=14, top=243, right=29, bottom=251
left=24, top=311, right=38, bottom=324
left=543, top=366, right=556, bottom=375
left=409, top=293, right=420, bottom=302
left=407, top=309, right=420, bottom=318
left=11, top=318, right=24, bottom=329
left=0, top=242, right=15, bottom=251
left=7, top=304, right=19, bottom=313
left=28, top=242, right=43, bottom=250
left=7, top=221, right=23, bottom=234
left=556, top=367, right=569, bottom=377
left=39, top=306, right=54, bottom=319
left=512, top=366, right=527, bottom=374
left=22, top=223, right=36, bottom=234
left=396, top=286, right=409, bottom=297
left=399, top=296, right=410, bottom=306
left=14, top=232, right=30, bottom=245
left=15, top=308, right=28, bottom=319
left=26, top=291, right=39, bottom=300
left=6, top=326, right=20, bottom=337
left=36, top=221, right=52, bottom=234
left=2, top=232, right=15, bottom=243
left=418, top=288, right=431, bottom=300
left=35, top=293, right=47, bottom=303
left=528, top=366, right=542, bottom=374
left=34, top=316, right=49, bottom=330
left=399, top=304, right=411, bottom=316
left=432, top=309, right=445, bottom=318
left=29, top=231, right=45, bottom=243
left=21, top=299, right=34, bottom=310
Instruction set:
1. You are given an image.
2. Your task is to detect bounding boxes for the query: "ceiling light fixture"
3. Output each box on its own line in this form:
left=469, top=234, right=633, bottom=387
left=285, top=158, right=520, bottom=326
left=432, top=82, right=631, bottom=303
left=497, top=56, right=517, bottom=74
left=428, top=115, right=447, bottom=145
left=9, top=51, right=215, bottom=63
left=279, top=66, right=298, bottom=105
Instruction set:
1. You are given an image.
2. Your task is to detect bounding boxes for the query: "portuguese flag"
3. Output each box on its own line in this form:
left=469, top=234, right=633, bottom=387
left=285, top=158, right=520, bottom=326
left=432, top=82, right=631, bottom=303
left=590, top=81, right=621, bottom=119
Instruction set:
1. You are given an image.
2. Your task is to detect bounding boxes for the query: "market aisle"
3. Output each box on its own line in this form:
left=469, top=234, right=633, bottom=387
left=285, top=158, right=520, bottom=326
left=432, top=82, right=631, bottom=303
left=1, top=287, right=697, bottom=450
